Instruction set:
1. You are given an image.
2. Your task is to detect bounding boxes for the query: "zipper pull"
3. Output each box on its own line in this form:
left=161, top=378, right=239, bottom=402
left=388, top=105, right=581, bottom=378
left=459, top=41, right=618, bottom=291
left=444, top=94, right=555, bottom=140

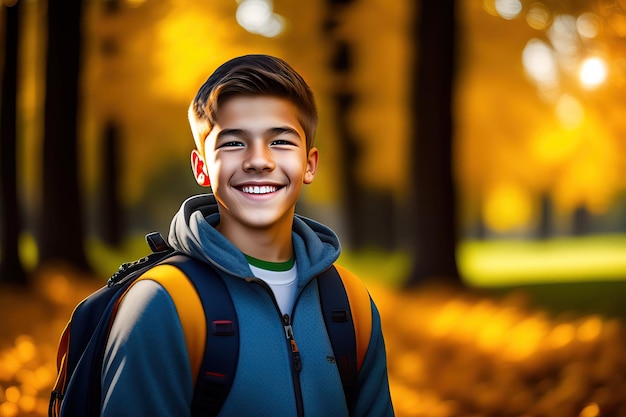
left=283, top=315, right=302, bottom=372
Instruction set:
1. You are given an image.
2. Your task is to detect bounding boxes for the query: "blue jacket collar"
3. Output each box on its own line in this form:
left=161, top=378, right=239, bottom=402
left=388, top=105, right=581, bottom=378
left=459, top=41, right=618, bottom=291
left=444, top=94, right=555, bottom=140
left=167, top=194, right=341, bottom=284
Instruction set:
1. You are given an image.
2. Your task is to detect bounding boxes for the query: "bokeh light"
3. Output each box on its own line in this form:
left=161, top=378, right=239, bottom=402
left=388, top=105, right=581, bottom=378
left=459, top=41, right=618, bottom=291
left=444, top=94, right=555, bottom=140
left=526, top=2, right=552, bottom=30
left=547, top=14, right=580, bottom=70
left=235, top=0, right=286, bottom=38
left=522, top=39, right=558, bottom=91
left=579, top=57, right=607, bottom=89
left=495, top=0, right=523, bottom=20
left=576, top=12, right=600, bottom=38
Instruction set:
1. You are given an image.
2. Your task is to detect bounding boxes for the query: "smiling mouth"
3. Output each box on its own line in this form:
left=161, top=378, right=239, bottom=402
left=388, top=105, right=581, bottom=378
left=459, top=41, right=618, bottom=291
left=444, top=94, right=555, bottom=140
left=240, top=185, right=280, bottom=195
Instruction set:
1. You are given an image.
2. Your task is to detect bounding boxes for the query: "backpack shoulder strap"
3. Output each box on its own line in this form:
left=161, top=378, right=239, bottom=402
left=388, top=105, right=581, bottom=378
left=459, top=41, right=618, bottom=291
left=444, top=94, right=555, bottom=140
left=333, top=264, right=372, bottom=371
left=129, top=254, right=238, bottom=417
left=317, top=264, right=372, bottom=410
left=132, top=263, right=207, bottom=381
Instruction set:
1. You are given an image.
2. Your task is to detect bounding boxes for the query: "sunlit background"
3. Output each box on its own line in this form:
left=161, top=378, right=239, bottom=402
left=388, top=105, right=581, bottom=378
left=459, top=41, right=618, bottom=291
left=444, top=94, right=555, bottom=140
left=1, top=0, right=626, bottom=416
left=8, top=0, right=626, bottom=283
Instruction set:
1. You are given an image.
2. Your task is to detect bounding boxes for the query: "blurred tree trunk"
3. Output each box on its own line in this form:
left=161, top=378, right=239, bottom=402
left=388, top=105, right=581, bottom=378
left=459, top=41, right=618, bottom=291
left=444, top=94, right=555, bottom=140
left=330, top=46, right=363, bottom=248
left=537, top=193, right=552, bottom=239
left=406, top=0, right=461, bottom=287
left=0, top=0, right=27, bottom=285
left=99, top=121, right=123, bottom=246
left=572, top=205, right=590, bottom=236
left=322, top=2, right=362, bottom=249
left=38, top=0, right=91, bottom=271
left=98, top=0, right=124, bottom=247
left=322, top=0, right=397, bottom=250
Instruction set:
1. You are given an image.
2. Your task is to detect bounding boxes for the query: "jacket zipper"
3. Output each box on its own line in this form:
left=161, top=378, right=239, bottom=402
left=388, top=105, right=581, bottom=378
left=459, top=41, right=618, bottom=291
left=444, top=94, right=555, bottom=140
left=283, top=313, right=304, bottom=415
left=247, top=277, right=305, bottom=417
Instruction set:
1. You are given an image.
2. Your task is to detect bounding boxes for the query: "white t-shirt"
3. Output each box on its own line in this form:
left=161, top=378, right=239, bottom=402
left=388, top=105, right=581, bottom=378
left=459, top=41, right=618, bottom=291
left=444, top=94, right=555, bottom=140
left=248, top=260, right=298, bottom=316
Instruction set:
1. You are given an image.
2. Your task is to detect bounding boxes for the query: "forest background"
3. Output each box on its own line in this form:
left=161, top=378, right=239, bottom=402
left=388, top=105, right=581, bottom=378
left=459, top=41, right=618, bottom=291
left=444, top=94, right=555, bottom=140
left=1, top=0, right=626, bottom=416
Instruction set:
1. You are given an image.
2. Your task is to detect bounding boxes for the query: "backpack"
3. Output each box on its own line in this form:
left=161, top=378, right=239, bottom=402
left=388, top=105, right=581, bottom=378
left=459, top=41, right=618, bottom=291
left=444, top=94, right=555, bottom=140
left=49, top=232, right=373, bottom=417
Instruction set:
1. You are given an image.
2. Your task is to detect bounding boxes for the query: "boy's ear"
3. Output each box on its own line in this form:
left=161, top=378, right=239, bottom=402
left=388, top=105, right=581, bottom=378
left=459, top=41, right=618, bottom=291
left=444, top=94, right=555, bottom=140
left=191, top=149, right=211, bottom=187
left=303, top=147, right=319, bottom=184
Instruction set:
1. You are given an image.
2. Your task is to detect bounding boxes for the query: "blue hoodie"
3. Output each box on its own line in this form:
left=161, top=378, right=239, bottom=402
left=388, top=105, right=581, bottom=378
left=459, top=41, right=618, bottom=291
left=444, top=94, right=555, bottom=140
left=101, top=194, right=394, bottom=416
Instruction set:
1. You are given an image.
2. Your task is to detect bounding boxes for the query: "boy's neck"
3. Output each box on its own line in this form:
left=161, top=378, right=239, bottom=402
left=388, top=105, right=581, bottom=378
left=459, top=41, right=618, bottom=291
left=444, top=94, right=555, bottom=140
left=216, top=217, right=294, bottom=263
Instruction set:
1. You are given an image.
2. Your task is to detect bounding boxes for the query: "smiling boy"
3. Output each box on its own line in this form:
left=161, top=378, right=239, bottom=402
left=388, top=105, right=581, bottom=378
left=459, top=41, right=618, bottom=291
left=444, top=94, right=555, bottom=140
left=100, top=54, right=394, bottom=416
left=192, top=94, right=316, bottom=262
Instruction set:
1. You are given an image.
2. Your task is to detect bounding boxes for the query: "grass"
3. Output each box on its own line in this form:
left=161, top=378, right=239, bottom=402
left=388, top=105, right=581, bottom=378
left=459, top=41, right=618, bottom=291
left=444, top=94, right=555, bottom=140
left=457, top=235, right=626, bottom=319
left=458, top=234, right=626, bottom=286
left=339, top=234, right=626, bottom=320
left=338, top=234, right=626, bottom=285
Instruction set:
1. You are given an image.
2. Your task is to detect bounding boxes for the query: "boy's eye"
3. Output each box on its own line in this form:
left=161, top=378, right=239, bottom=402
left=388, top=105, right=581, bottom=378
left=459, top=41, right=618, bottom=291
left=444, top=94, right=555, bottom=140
left=219, top=141, right=244, bottom=148
left=271, top=139, right=294, bottom=146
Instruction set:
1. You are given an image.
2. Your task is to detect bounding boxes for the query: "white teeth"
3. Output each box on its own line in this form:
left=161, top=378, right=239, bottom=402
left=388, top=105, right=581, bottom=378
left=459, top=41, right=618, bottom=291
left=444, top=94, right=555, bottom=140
left=242, top=185, right=277, bottom=194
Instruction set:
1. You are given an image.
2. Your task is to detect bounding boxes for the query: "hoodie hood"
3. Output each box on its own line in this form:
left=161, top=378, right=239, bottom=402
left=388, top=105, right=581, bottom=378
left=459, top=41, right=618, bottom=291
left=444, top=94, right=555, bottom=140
left=168, top=194, right=341, bottom=285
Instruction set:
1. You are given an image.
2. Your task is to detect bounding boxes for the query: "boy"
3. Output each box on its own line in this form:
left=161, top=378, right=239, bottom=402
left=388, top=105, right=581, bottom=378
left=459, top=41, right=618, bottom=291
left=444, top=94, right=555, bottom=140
left=101, top=54, right=394, bottom=416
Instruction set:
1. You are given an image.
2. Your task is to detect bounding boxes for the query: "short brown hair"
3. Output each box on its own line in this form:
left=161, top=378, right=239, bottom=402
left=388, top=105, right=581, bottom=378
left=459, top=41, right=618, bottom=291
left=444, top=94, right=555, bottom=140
left=189, top=54, right=318, bottom=153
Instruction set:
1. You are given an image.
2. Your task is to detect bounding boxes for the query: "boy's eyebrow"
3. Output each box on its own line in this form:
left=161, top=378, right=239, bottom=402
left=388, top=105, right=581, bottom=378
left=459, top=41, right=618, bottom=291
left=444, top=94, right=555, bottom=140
left=267, top=126, right=301, bottom=137
left=216, top=126, right=302, bottom=140
left=216, top=128, right=245, bottom=140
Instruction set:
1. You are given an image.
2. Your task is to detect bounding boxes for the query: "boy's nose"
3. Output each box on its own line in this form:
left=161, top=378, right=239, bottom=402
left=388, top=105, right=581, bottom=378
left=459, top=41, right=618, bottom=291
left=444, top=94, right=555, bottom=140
left=243, top=144, right=275, bottom=172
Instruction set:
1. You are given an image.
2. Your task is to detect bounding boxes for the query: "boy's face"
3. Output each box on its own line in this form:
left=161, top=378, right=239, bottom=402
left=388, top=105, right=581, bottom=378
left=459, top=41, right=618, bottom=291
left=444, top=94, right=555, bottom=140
left=192, top=96, right=318, bottom=237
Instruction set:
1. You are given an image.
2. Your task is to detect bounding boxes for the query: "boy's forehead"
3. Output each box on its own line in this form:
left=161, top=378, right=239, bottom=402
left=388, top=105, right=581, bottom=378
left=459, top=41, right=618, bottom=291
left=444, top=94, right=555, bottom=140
left=212, top=96, right=304, bottom=133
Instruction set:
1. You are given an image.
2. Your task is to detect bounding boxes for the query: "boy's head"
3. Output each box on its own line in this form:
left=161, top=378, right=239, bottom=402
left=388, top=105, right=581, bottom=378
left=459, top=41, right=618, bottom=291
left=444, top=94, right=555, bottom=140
left=188, top=55, right=320, bottom=254
left=188, top=54, right=318, bottom=155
